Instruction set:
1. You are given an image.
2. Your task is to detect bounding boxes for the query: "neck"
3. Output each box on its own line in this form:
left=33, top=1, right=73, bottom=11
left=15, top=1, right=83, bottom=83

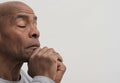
left=0, top=55, right=23, bottom=81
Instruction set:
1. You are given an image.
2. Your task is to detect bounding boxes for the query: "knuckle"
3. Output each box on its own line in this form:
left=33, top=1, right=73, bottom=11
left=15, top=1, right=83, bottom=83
left=43, top=46, right=48, bottom=49
left=49, top=48, right=55, bottom=52
left=60, top=63, right=67, bottom=72
left=63, top=64, right=67, bottom=71
left=49, top=48, right=53, bottom=51
left=49, top=56, right=57, bottom=63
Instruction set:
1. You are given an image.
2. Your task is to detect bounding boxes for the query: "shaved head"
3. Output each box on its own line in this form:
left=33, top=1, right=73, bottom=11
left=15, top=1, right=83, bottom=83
left=0, top=1, right=33, bottom=15
left=0, top=1, right=34, bottom=30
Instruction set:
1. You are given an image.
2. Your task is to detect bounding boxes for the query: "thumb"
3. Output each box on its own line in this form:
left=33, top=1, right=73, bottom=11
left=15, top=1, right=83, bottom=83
left=55, top=61, right=66, bottom=83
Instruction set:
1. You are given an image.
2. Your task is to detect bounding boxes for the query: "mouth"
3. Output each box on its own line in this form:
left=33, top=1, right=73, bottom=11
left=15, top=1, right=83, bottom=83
left=26, top=44, right=40, bottom=50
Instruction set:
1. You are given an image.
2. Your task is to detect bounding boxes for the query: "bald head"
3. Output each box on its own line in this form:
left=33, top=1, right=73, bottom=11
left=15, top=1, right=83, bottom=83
left=0, top=1, right=34, bottom=15
left=0, top=1, right=34, bottom=29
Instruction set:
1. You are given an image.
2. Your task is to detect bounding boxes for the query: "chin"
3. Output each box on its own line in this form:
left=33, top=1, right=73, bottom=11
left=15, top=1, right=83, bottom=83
left=22, top=49, right=33, bottom=60
left=17, top=49, right=34, bottom=62
left=22, top=54, right=31, bottom=62
left=16, top=56, right=29, bottom=62
left=16, top=53, right=31, bottom=62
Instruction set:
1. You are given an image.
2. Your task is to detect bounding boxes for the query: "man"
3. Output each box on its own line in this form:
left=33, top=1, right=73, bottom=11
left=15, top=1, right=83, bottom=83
left=0, top=1, right=66, bottom=83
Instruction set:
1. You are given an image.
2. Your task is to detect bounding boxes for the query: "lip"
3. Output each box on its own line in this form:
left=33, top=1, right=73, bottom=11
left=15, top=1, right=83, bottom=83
left=26, top=43, right=40, bottom=50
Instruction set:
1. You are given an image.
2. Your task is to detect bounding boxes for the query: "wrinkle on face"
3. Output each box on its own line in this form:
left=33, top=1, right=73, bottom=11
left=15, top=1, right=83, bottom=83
left=0, top=1, right=39, bottom=61
left=0, top=1, right=35, bottom=30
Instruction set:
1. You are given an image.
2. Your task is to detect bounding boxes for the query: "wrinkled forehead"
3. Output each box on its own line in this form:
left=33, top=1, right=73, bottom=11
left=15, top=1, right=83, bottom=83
left=0, top=1, right=36, bottom=30
left=0, top=1, right=34, bottom=16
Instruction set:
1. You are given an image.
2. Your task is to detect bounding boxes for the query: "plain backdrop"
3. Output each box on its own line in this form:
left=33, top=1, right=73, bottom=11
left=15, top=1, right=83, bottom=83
left=1, top=0, right=120, bottom=83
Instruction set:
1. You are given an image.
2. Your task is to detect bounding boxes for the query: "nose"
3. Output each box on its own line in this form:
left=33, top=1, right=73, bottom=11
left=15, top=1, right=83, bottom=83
left=29, top=28, right=40, bottom=39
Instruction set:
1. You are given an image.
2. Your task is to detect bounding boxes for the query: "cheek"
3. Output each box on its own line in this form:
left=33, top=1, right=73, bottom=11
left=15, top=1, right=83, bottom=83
left=0, top=33, right=25, bottom=56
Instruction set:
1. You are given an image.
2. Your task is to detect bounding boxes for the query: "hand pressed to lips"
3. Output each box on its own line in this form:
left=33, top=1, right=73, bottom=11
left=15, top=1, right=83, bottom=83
left=28, top=47, right=66, bottom=82
left=23, top=42, right=40, bottom=59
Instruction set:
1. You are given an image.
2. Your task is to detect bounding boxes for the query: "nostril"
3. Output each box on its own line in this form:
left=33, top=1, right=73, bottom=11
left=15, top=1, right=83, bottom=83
left=29, top=29, right=40, bottom=38
left=32, top=33, right=38, bottom=38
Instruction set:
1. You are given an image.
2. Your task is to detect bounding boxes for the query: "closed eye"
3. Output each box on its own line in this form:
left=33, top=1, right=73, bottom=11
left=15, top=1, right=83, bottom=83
left=18, top=25, right=26, bottom=28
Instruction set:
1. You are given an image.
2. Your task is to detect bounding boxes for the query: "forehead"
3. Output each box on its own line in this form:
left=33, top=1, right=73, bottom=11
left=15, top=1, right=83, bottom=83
left=0, top=1, right=35, bottom=17
left=0, top=1, right=36, bottom=27
left=14, top=13, right=37, bottom=23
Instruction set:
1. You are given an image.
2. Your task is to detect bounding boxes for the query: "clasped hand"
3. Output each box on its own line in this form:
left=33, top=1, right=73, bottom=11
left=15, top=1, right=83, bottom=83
left=27, top=47, right=66, bottom=83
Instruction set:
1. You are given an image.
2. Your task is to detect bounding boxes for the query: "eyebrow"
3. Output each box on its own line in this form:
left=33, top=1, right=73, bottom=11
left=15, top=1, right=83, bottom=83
left=14, top=14, right=37, bottom=21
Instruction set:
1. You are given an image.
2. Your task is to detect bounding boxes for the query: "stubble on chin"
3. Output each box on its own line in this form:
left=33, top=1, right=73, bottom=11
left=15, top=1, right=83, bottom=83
left=22, top=48, right=36, bottom=62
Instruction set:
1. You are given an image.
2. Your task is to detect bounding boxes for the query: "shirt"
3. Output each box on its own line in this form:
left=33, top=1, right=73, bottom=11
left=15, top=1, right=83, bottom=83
left=0, top=70, right=55, bottom=83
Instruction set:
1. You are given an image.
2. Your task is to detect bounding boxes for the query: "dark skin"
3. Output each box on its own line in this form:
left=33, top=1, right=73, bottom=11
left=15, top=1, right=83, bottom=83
left=0, top=1, right=66, bottom=83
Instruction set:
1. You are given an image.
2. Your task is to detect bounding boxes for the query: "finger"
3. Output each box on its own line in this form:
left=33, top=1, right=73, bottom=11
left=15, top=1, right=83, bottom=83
left=55, top=53, right=63, bottom=62
left=48, top=48, right=56, bottom=53
left=57, top=61, right=66, bottom=71
left=43, top=48, right=63, bottom=62
left=43, top=48, right=55, bottom=55
left=55, top=61, right=66, bottom=83
left=38, top=47, right=49, bottom=56
left=30, top=47, right=41, bottom=59
left=48, top=52, right=63, bottom=62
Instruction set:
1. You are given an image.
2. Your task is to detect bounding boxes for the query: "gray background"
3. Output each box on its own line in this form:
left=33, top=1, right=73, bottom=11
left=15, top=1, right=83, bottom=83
left=1, top=0, right=120, bottom=83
